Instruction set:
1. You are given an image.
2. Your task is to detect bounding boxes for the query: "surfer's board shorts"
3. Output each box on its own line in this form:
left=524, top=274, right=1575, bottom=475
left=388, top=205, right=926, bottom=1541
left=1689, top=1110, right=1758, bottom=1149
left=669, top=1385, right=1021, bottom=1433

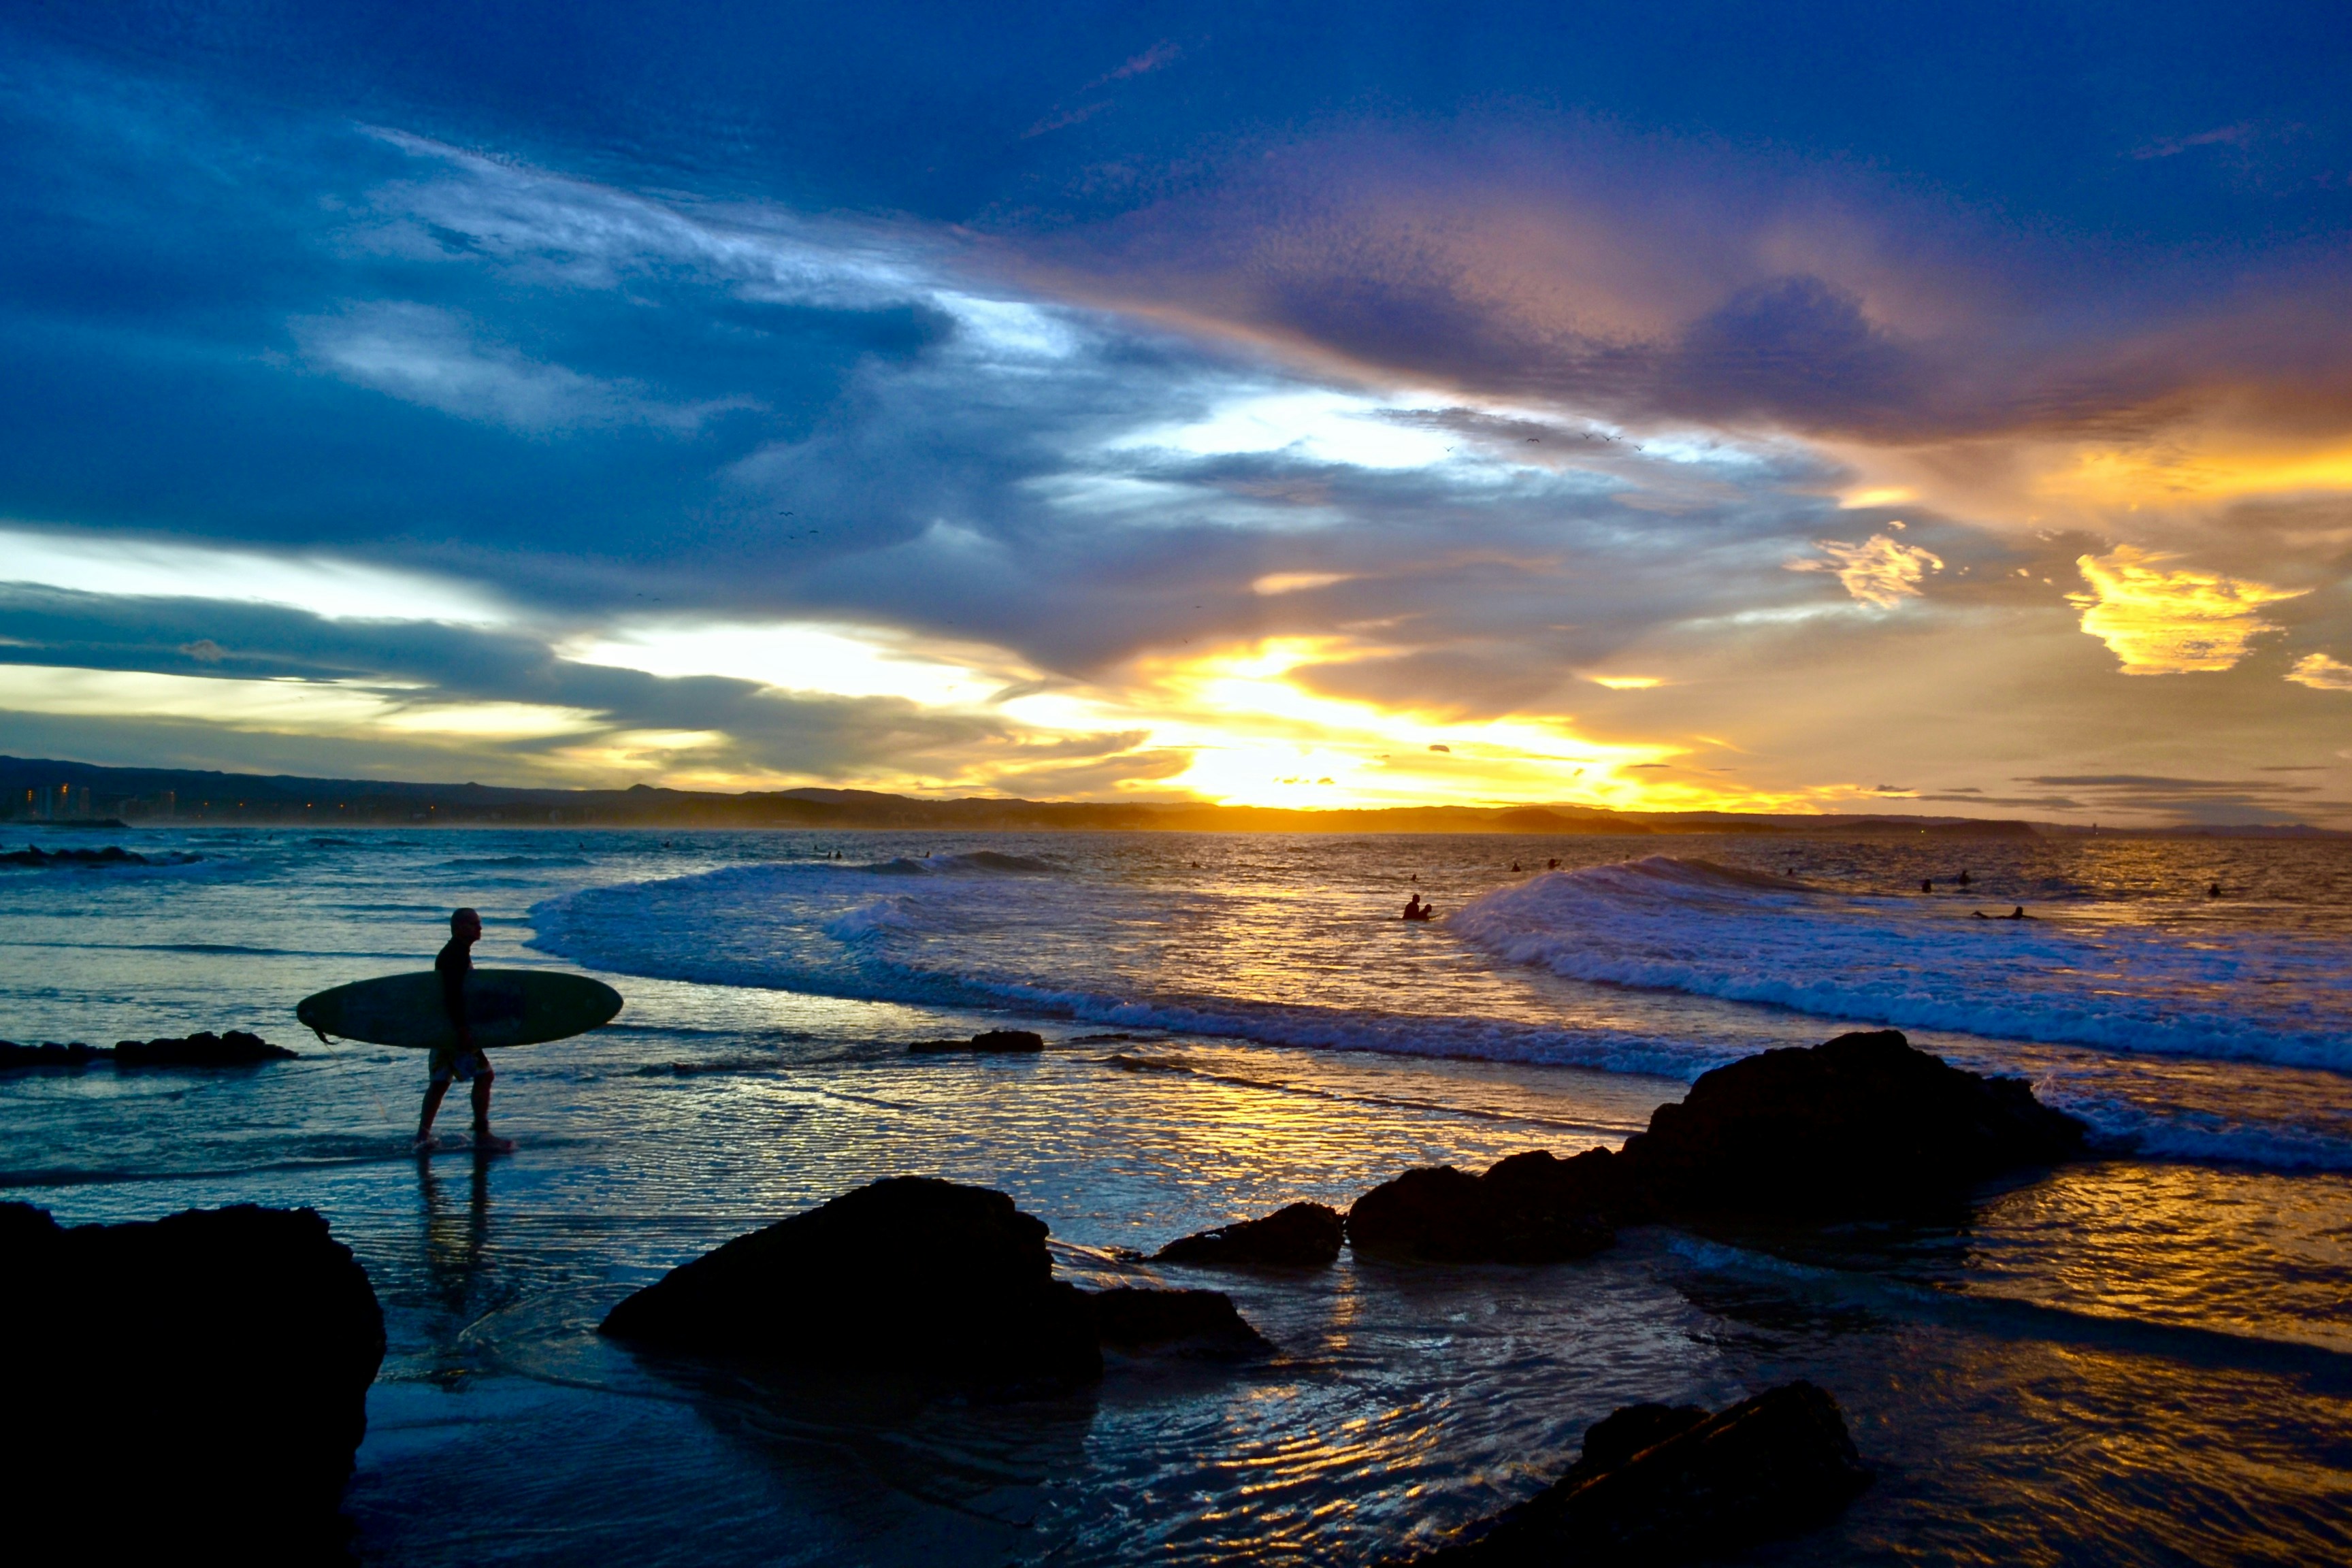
left=429, top=1044, right=491, bottom=1085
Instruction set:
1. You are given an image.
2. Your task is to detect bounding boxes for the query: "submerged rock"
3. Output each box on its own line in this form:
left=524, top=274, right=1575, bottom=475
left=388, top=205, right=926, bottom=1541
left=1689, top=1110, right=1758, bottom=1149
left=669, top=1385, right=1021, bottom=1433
left=1349, top=1150, right=1619, bottom=1264
left=1153, top=1201, right=1345, bottom=1267
left=908, top=1029, right=1045, bottom=1054
left=600, top=1176, right=1102, bottom=1396
left=0, top=1030, right=295, bottom=1072
left=114, top=1029, right=298, bottom=1066
left=1408, top=1381, right=1871, bottom=1565
left=0, top=843, right=149, bottom=866
left=1088, top=1286, right=1271, bottom=1356
left=1620, top=1028, right=2086, bottom=1215
left=0, top=1039, right=108, bottom=1070
left=0, top=1203, right=385, bottom=1557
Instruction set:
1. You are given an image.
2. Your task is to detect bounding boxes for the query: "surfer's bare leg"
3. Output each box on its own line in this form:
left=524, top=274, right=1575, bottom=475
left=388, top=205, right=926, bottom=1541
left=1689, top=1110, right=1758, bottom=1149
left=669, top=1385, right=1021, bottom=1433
left=470, top=1061, right=514, bottom=1152
left=417, top=1076, right=453, bottom=1146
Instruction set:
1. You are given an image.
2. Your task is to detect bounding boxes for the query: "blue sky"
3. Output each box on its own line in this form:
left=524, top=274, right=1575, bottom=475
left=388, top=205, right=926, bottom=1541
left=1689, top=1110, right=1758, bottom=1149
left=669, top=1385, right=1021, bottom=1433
left=4, top=2, right=2351, bottom=822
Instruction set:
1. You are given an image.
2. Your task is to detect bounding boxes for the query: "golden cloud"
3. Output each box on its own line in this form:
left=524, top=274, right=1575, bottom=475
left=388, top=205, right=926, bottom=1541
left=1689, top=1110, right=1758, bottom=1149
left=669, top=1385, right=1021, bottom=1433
left=2287, top=652, right=2352, bottom=691
left=1251, top=571, right=1354, bottom=595
left=2067, top=546, right=2306, bottom=675
left=1787, top=532, right=1944, bottom=609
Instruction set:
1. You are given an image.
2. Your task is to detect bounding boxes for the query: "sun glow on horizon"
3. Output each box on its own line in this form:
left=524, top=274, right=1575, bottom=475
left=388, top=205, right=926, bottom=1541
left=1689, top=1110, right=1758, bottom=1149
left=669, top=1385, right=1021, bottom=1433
left=579, top=624, right=1786, bottom=811
left=1081, top=636, right=1725, bottom=811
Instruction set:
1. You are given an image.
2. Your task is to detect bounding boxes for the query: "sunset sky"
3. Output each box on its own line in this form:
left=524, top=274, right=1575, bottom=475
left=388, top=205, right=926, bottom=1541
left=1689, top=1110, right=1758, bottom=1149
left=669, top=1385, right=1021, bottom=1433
left=5, top=3, right=2351, bottom=824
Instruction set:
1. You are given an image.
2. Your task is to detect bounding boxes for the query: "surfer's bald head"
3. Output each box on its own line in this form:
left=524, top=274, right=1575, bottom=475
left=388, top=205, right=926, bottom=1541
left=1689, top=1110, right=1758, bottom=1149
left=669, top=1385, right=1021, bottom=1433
left=451, top=906, right=480, bottom=933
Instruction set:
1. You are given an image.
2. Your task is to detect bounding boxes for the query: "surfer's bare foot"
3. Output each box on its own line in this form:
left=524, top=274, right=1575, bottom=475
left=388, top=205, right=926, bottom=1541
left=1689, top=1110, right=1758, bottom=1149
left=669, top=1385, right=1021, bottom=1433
left=413, top=1132, right=442, bottom=1152
left=472, top=1130, right=516, bottom=1154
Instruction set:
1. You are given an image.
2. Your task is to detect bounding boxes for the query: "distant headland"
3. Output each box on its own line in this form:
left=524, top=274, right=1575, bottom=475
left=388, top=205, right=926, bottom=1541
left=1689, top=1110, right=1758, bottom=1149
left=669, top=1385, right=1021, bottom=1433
left=1, top=755, right=2338, bottom=838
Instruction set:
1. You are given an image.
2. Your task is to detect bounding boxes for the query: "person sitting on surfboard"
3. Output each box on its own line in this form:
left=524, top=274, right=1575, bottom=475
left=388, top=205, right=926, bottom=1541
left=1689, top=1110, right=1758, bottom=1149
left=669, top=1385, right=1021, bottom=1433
left=418, top=907, right=513, bottom=1152
left=1402, top=893, right=1435, bottom=921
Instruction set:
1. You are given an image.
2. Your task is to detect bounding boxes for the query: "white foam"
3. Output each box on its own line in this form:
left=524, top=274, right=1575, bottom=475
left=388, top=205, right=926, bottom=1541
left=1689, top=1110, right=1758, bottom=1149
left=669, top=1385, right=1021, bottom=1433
left=1452, top=858, right=2352, bottom=1072
left=820, top=897, right=915, bottom=942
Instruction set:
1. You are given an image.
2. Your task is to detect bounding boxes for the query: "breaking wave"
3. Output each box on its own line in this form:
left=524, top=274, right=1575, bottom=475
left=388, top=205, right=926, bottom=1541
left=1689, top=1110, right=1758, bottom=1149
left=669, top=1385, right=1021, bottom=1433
left=1451, top=856, right=2352, bottom=1072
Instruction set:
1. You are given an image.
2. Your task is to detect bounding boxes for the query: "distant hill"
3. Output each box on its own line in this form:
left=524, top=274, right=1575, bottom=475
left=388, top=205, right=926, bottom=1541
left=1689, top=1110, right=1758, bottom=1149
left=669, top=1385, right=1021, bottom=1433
left=4, top=754, right=2313, bottom=836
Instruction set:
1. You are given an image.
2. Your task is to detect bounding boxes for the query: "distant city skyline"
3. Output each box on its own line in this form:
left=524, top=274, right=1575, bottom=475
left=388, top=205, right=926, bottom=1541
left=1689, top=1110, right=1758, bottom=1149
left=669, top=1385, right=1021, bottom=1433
left=4, top=3, right=2350, bottom=825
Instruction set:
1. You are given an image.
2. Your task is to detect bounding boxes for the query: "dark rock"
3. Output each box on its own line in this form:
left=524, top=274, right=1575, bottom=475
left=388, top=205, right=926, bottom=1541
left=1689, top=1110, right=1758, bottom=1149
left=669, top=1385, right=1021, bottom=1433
left=1153, top=1201, right=1345, bottom=1267
left=1408, top=1381, right=1870, bottom=1565
left=1481, top=1147, right=1650, bottom=1225
left=113, top=1028, right=297, bottom=1066
left=2, top=1031, right=296, bottom=1072
left=1621, top=1028, right=2086, bottom=1215
left=0, top=1203, right=386, bottom=1558
left=600, top=1176, right=1101, bottom=1396
left=0, top=1039, right=109, bottom=1071
left=1573, top=1401, right=1710, bottom=1473
left=0, top=843, right=150, bottom=866
left=908, top=1029, right=1045, bottom=1054
left=1088, top=1286, right=1271, bottom=1356
left=1348, top=1032, right=2085, bottom=1254
left=1349, top=1149, right=1618, bottom=1263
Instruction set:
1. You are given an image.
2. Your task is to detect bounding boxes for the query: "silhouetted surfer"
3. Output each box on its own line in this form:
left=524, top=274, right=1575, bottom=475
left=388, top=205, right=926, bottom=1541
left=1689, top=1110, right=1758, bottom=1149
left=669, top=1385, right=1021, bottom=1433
left=418, top=907, right=512, bottom=1154
left=1403, top=893, right=1435, bottom=921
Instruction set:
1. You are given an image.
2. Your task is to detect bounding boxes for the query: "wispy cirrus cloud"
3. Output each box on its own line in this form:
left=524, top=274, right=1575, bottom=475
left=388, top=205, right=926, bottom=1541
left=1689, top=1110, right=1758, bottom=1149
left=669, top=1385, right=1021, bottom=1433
left=293, top=302, right=761, bottom=435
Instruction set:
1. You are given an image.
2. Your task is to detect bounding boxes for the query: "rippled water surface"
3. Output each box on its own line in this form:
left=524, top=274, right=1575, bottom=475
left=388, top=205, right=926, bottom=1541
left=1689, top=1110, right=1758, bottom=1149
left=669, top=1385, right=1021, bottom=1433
left=3, top=827, right=2349, bottom=1564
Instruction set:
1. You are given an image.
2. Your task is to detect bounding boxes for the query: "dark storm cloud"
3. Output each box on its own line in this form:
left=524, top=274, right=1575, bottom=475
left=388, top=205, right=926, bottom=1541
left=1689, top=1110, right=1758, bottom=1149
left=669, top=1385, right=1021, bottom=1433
left=1019, top=118, right=2352, bottom=445
left=0, top=39, right=1887, bottom=698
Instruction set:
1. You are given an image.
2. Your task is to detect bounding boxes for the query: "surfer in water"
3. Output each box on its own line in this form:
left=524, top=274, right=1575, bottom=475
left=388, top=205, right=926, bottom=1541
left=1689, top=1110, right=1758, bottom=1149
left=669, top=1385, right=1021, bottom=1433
left=1403, top=892, right=1435, bottom=921
left=418, top=907, right=513, bottom=1153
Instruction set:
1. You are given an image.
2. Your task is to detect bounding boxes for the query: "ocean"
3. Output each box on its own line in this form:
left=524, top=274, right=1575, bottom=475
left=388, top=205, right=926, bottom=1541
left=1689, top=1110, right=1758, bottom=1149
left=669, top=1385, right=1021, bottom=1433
left=3, top=827, right=2348, bottom=1563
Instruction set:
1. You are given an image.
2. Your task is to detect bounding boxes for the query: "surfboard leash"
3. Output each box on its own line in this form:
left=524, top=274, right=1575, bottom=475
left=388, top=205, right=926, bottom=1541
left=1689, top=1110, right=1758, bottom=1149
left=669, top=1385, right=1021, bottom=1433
left=307, top=1022, right=399, bottom=1125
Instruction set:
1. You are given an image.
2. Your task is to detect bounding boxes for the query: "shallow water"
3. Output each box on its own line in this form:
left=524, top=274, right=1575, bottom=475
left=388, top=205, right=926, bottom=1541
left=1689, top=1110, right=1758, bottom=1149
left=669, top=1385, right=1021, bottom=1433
left=3, top=827, right=2349, bottom=1563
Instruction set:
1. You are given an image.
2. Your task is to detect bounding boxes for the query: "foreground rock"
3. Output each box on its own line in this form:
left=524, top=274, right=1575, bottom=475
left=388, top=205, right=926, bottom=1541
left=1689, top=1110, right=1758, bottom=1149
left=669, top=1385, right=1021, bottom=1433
left=1348, top=1030, right=2084, bottom=1258
left=601, top=1177, right=1102, bottom=1395
left=909, top=1029, right=1045, bottom=1054
left=1350, top=1151, right=1620, bottom=1263
left=1407, top=1381, right=1870, bottom=1565
left=0, top=1203, right=385, bottom=1557
left=1153, top=1201, right=1345, bottom=1267
left=0, top=1030, right=297, bottom=1071
left=1088, top=1286, right=1271, bottom=1356
left=1620, top=1028, right=2086, bottom=1215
